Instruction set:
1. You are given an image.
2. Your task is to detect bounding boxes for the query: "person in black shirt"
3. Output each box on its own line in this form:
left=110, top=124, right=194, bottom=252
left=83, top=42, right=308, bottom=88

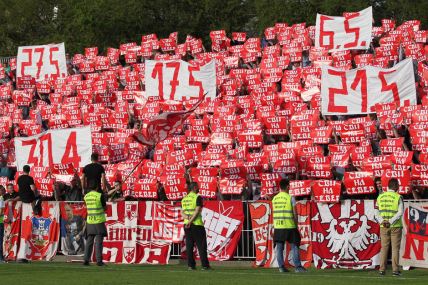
left=81, top=153, right=106, bottom=194
left=3, top=183, right=19, bottom=201
left=17, top=165, right=36, bottom=203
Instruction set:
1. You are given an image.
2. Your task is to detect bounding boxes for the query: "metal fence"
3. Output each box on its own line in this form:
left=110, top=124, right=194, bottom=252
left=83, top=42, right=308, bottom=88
left=170, top=199, right=428, bottom=260
left=0, top=56, right=15, bottom=65
left=170, top=201, right=256, bottom=260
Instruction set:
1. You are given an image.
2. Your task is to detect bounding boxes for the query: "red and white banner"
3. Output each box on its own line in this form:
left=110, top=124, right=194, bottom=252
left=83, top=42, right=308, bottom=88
left=201, top=201, right=244, bottom=261
left=3, top=201, right=22, bottom=261
left=315, top=7, right=372, bottom=51
left=17, top=202, right=60, bottom=261
left=17, top=43, right=67, bottom=81
left=103, top=201, right=171, bottom=264
left=14, top=126, right=92, bottom=171
left=152, top=202, right=184, bottom=243
left=321, top=59, right=417, bottom=115
left=249, top=201, right=312, bottom=268
left=249, top=201, right=276, bottom=267
left=145, top=60, right=216, bottom=101
left=311, top=200, right=381, bottom=269
left=135, top=97, right=204, bottom=145
left=400, top=202, right=428, bottom=268
left=59, top=202, right=87, bottom=256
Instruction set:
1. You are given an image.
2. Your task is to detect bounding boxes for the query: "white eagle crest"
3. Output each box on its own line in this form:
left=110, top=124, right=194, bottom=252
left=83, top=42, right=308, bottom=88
left=325, top=215, right=371, bottom=262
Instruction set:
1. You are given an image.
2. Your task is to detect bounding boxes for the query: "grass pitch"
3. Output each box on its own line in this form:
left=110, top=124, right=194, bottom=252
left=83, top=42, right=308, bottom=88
left=0, top=262, right=427, bottom=285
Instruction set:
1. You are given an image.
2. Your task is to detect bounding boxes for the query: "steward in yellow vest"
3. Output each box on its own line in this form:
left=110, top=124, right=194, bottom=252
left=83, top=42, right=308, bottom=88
left=376, top=178, right=403, bottom=276
left=272, top=179, right=306, bottom=273
left=181, top=182, right=210, bottom=270
left=83, top=188, right=107, bottom=266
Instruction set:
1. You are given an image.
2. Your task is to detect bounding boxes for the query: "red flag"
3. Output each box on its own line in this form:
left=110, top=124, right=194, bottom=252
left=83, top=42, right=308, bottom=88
left=134, top=96, right=205, bottom=145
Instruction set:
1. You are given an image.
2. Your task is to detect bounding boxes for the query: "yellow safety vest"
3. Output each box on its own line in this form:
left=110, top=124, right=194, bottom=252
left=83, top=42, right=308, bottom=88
left=377, top=191, right=402, bottom=228
left=181, top=192, right=203, bottom=226
left=272, top=192, right=296, bottom=229
left=84, top=191, right=106, bottom=224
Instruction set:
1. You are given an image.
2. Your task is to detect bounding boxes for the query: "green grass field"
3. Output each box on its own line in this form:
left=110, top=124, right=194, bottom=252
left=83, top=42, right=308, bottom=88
left=0, top=262, right=427, bottom=285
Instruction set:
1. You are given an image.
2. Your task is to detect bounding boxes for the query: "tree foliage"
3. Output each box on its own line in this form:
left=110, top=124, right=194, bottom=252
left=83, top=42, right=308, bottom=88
left=0, top=0, right=426, bottom=56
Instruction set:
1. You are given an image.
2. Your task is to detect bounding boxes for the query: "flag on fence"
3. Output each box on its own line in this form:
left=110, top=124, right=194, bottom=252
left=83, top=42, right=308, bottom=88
left=311, top=200, right=380, bottom=269
left=400, top=202, right=428, bottom=268
left=17, top=202, right=60, bottom=261
left=3, top=201, right=22, bottom=261
left=59, top=202, right=87, bottom=256
left=249, top=201, right=312, bottom=268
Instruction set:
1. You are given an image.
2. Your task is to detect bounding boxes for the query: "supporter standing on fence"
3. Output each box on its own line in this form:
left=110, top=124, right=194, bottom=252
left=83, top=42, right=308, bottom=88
left=181, top=182, right=211, bottom=270
left=83, top=186, right=107, bottom=266
left=272, top=179, right=307, bottom=273
left=0, top=185, right=5, bottom=262
left=17, top=165, right=41, bottom=216
left=81, top=153, right=106, bottom=194
left=375, top=178, right=403, bottom=276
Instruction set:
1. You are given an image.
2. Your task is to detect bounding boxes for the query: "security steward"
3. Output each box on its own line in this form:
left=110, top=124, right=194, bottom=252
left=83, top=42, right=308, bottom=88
left=272, top=179, right=307, bottom=273
left=376, top=178, right=403, bottom=276
left=83, top=187, right=107, bottom=266
left=181, top=182, right=210, bottom=270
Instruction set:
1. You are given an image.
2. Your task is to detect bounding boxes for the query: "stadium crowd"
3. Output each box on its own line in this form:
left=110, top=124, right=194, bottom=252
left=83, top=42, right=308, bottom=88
left=0, top=17, right=427, bottom=203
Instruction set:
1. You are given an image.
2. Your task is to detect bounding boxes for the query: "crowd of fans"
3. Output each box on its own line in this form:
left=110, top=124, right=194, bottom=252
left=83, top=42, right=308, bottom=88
left=0, top=16, right=427, bottom=203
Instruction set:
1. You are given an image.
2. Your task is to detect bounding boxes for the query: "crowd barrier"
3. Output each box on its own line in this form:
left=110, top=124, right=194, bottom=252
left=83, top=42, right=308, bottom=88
left=2, top=199, right=427, bottom=269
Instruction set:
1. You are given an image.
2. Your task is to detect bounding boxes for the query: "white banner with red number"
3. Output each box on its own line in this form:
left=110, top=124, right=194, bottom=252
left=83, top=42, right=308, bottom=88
left=17, top=43, right=67, bottom=81
left=400, top=202, right=428, bottom=269
left=14, top=126, right=92, bottom=171
left=321, top=58, right=417, bottom=115
left=315, top=7, right=372, bottom=51
left=145, top=60, right=216, bottom=101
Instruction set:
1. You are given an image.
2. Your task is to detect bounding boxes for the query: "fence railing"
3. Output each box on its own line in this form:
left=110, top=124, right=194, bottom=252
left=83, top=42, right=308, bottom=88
left=170, top=199, right=428, bottom=260
left=0, top=56, right=15, bottom=65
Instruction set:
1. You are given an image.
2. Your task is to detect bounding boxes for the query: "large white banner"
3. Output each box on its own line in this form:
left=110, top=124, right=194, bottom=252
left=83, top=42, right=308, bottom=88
left=14, top=127, right=92, bottom=171
left=145, top=60, right=216, bottom=101
left=17, top=43, right=67, bottom=81
left=315, top=6, right=372, bottom=51
left=321, top=58, right=417, bottom=115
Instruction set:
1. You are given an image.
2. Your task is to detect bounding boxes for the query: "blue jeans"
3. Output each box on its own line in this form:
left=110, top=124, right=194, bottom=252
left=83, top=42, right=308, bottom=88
left=275, top=241, right=302, bottom=268
left=0, top=223, right=4, bottom=260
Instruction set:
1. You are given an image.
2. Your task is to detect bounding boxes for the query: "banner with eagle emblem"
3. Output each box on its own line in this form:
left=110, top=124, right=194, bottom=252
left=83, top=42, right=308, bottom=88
left=311, top=200, right=381, bottom=269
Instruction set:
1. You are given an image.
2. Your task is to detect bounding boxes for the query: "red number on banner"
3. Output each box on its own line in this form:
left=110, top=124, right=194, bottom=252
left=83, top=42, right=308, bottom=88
left=344, top=13, right=361, bottom=49
left=39, top=133, right=53, bottom=166
left=49, top=46, right=60, bottom=79
left=151, top=62, right=164, bottom=99
left=319, top=15, right=335, bottom=50
left=188, top=65, right=204, bottom=98
left=378, top=70, right=400, bottom=106
left=20, top=48, right=33, bottom=77
left=165, top=61, right=180, bottom=99
left=34, top=47, right=45, bottom=79
left=327, top=69, right=348, bottom=113
left=61, top=131, right=81, bottom=167
left=21, top=139, right=38, bottom=166
left=350, top=69, right=368, bottom=112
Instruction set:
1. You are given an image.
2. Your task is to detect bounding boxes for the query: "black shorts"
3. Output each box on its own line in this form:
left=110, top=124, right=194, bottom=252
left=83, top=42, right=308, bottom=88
left=274, top=228, right=301, bottom=245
